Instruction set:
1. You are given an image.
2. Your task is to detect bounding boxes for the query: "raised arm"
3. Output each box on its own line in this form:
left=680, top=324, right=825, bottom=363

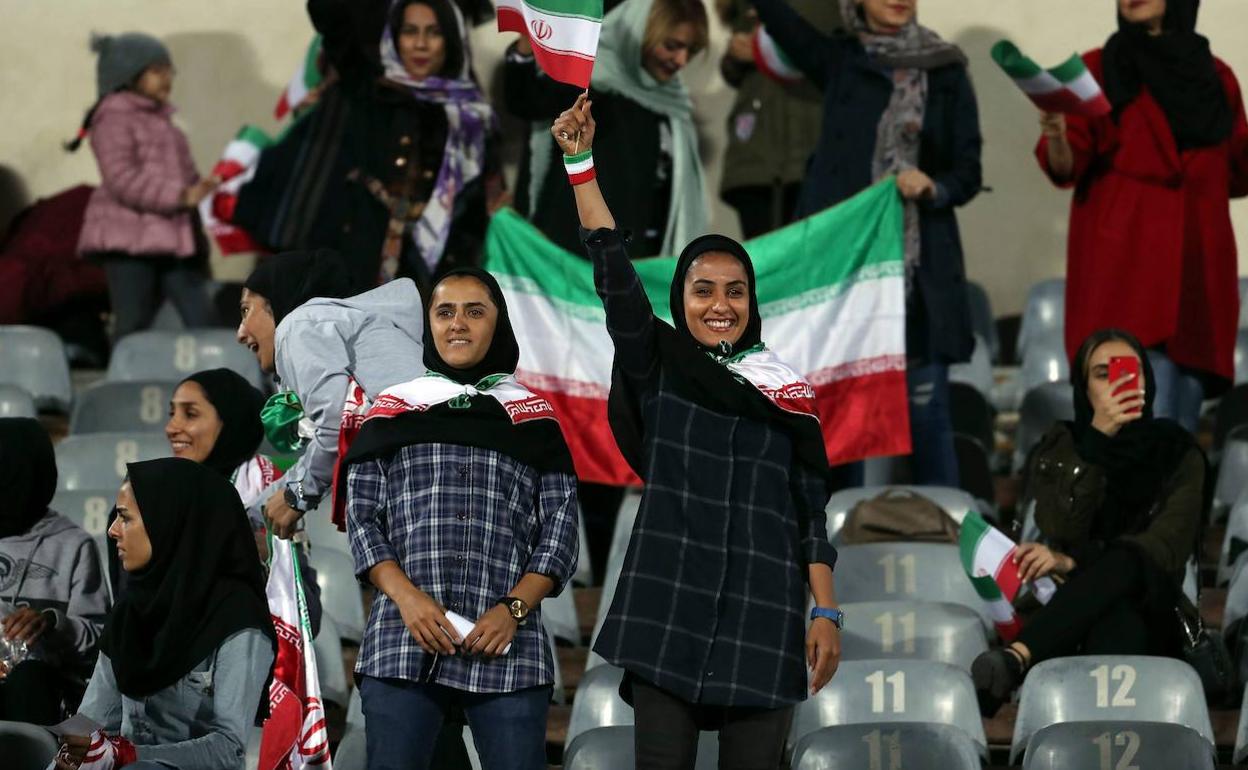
left=550, top=96, right=658, bottom=385
left=749, top=0, right=837, bottom=87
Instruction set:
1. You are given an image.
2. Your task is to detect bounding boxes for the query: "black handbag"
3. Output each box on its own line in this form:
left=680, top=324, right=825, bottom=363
left=1176, top=600, right=1236, bottom=705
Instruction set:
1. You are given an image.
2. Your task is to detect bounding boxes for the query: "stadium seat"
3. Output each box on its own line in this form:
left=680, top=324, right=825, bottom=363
left=573, top=506, right=592, bottom=587
left=791, top=722, right=982, bottom=770
left=1010, top=655, right=1214, bottom=764
left=0, top=384, right=36, bottom=418
left=542, top=578, right=580, bottom=646
left=346, top=686, right=364, bottom=730
left=565, top=664, right=633, bottom=750
left=564, top=726, right=718, bottom=770
left=1214, top=384, right=1248, bottom=458
left=825, top=485, right=978, bottom=543
left=1218, top=494, right=1248, bottom=583
left=107, top=329, right=265, bottom=389
left=70, top=380, right=177, bottom=434
left=1234, top=683, right=1248, bottom=764
left=1018, top=330, right=1070, bottom=400
left=949, top=382, right=995, bottom=454
left=1222, top=558, right=1248, bottom=652
left=51, top=489, right=116, bottom=551
left=1016, top=278, right=1065, bottom=360
left=830, top=543, right=994, bottom=636
left=584, top=554, right=622, bottom=672
left=55, top=432, right=170, bottom=491
left=1013, top=382, right=1075, bottom=473
left=313, top=614, right=349, bottom=708
left=949, top=333, right=994, bottom=399
left=0, top=719, right=60, bottom=770
left=788, top=659, right=987, bottom=758
left=837, top=601, right=988, bottom=671
left=333, top=729, right=367, bottom=770
left=307, top=546, right=365, bottom=644
left=547, top=629, right=565, bottom=705
left=966, top=281, right=999, bottom=363
left=1024, top=720, right=1214, bottom=770
left=0, top=325, right=73, bottom=412
left=1215, top=427, right=1248, bottom=521
left=301, top=501, right=350, bottom=551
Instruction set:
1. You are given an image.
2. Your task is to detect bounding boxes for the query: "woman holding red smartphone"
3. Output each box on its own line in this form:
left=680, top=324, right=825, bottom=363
left=1037, top=0, right=1248, bottom=432
left=972, top=328, right=1207, bottom=714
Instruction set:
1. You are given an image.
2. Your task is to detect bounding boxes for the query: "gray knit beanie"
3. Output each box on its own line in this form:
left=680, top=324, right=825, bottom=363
left=90, top=32, right=172, bottom=98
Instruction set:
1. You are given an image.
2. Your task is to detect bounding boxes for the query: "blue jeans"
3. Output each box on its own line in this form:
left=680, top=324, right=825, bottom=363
left=906, top=362, right=959, bottom=486
left=359, top=676, right=551, bottom=770
left=1147, top=350, right=1204, bottom=433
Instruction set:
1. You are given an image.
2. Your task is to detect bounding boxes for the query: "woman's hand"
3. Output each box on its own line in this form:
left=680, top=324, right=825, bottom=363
left=896, top=168, right=936, bottom=201
left=3, top=606, right=49, bottom=645
left=463, top=604, right=518, bottom=658
left=552, top=92, right=595, bottom=156
left=1014, top=542, right=1075, bottom=583
left=1040, top=111, right=1067, bottom=141
left=1041, top=111, right=1075, bottom=180
left=55, top=733, right=93, bottom=769
left=395, top=587, right=460, bottom=655
left=1090, top=373, right=1145, bottom=437
left=806, top=618, right=841, bottom=695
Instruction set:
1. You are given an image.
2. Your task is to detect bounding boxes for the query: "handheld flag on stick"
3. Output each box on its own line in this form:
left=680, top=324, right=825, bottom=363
left=199, top=125, right=273, bottom=255
left=497, top=0, right=604, bottom=89
left=960, top=511, right=1056, bottom=641
left=753, top=25, right=803, bottom=84
left=991, top=40, right=1110, bottom=117
left=275, top=36, right=324, bottom=120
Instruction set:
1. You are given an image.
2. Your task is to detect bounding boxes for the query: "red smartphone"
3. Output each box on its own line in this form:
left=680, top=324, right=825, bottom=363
left=1108, top=356, right=1142, bottom=414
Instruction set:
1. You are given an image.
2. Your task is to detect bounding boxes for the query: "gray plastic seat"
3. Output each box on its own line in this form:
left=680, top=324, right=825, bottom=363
left=564, top=726, right=717, bottom=770
left=313, top=614, right=349, bottom=708
left=1014, top=382, right=1075, bottom=472
left=1018, top=330, right=1070, bottom=400
left=108, top=329, right=265, bottom=389
left=825, top=485, right=978, bottom=543
left=966, top=281, right=999, bottom=363
left=1218, top=493, right=1248, bottom=584
left=0, top=325, right=73, bottom=412
left=1011, top=655, right=1213, bottom=764
left=830, top=543, right=993, bottom=635
left=301, top=499, right=350, bottom=550
left=1215, top=431, right=1248, bottom=521
left=543, top=581, right=580, bottom=646
left=0, top=719, right=60, bottom=770
left=334, top=729, right=367, bottom=770
left=1024, top=720, right=1214, bottom=770
left=0, top=384, right=36, bottom=417
left=789, top=659, right=987, bottom=758
left=308, top=546, right=365, bottom=644
left=1223, top=559, right=1248, bottom=646
left=566, top=664, right=633, bottom=749
left=51, top=488, right=116, bottom=538
left=1234, top=682, right=1248, bottom=763
left=949, top=333, right=994, bottom=399
left=837, top=601, right=988, bottom=671
left=573, top=505, right=592, bottom=587
left=55, top=432, right=170, bottom=491
left=1017, top=278, right=1065, bottom=360
left=791, top=722, right=982, bottom=770
left=70, top=379, right=177, bottom=434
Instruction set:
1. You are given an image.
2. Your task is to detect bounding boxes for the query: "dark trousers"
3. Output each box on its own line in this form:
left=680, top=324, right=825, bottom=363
left=0, top=659, right=67, bottom=723
left=906, top=362, right=959, bottom=486
left=722, top=184, right=801, bottom=240
left=632, top=678, right=793, bottom=770
left=358, top=676, right=550, bottom=770
left=100, top=253, right=216, bottom=342
left=1018, top=546, right=1178, bottom=664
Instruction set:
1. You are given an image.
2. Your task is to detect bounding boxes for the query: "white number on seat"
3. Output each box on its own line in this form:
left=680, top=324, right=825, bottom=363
left=866, top=670, right=906, bottom=714
left=82, top=497, right=111, bottom=536
left=878, top=553, right=917, bottom=594
left=1090, top=664, right=1137, bottom=708
left=174, top=336, right=197, bottom=371
left=114, top=440, right=138, bottom=478
left=862, top=728, right=902, bottom=770
left=1092, top=730, right=1141, bottom=770
left=874, top=612, right=917, bottom=654
left=139, top=386, right=163, bottom=424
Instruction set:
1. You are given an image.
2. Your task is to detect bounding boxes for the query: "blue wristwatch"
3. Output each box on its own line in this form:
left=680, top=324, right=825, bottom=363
left=810, top=607, right=845, bottom=629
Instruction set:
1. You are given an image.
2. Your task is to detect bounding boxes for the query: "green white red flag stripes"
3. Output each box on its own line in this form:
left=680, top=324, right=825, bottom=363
left=959, top=511, right=1056, bottom=642
left=484, top=179, right=910, bottom=487
left=991, top=40, right=1111, bottom=117
left=753, top=25, right=802, bottom=84
left=497, top=0, right=603, bottom=89
left=259, top=537, right=331, bottom=770
left=275, top=36, right=324, bottom=120
left=200, top=125, right=273, bottom=255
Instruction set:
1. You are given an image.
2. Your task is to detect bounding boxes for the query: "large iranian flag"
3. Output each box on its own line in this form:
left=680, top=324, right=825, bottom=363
left=497, top=0, right=603, bottom=89
left=485, top=179, right=910, bottom=487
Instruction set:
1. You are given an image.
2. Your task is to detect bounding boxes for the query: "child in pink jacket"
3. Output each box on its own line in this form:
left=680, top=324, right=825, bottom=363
left=70, top=33, right=220, bottom=342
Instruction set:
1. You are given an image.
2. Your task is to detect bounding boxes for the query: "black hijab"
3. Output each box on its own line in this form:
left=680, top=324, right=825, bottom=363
left=345, top=267, right=574, bottom=474
left=1101, top=0, right=1231, bottom=152
left=0, top=418, right=56, bottom=538
left=607, top=233, right=829, bottom=479
left=243, top=248, right=356, bottom=326
left=1067, top=329, right=1207, bottom=539
left=99, top=458, right=275, bottom=698
left=179, top=369, right=266, bottom=479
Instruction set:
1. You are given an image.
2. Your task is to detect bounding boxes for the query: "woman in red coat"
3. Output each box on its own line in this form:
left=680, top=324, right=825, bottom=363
left=1037, top=0, right=1248, bottom=431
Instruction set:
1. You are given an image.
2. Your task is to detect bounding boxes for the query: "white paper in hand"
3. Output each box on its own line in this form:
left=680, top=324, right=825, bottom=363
left=445, top=610, right=513, bottom=655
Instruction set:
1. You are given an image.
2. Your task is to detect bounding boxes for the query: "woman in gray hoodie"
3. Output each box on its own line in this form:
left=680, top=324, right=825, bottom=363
left=0, top=418, right=110, bottom=723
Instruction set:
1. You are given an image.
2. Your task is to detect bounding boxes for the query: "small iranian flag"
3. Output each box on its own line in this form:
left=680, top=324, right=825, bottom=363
left=753, top=25, right=802, bottom=84
left=275, top=36, right=324, bottom=120
left=485, top=179, right=911, bottom=486
left=199, top=125, right=273, bottom=255
left=991, top=40, right=1111, bottom=117
left=959, top=511, right=1056, bottom=641
left=497, top=0, right=603, bottom=89
left=259, top=538, right=331, bottom=770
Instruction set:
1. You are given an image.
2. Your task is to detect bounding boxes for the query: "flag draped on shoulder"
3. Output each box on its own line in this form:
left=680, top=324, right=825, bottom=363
left=991, top=40, right=1110, bottom=117
left=484, top=179, right=911, bottom=487
left=959, top=511, right=1055, bottom=642
left=259, top=538, right=331, bottom=770
left=497, top=0, right=604, bottom=89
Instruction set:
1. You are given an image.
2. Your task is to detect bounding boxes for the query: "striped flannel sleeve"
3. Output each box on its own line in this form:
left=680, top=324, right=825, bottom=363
left=346, top=459, right=399, bottom=580
left=523, top=470, right=580, bottom=597
left=791, top=463, right=838, bottom=570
